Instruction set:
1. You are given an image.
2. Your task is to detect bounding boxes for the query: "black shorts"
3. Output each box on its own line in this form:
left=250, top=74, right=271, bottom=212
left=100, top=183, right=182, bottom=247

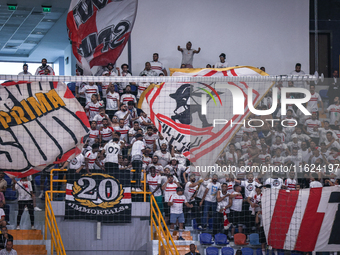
left=259, top=226, right=266, bottom=243
left=163, top=202, right=170, bottom=218
left=230, top=210, right=243, bottom=226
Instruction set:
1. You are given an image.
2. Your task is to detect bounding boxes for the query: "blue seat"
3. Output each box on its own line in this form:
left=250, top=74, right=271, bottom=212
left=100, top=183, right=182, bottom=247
left=206, top=247, right=219, bottom=255
left=222, top=247, right=234, bottom=255
left=5, top=188, right=17, bottom=201
left=4, top=174, right=12, bottom=186
left=249, top=233, right=261, bottom=246
left=215, top=233, right=228, bottom=245
left=130, top=85, right=137, bottom=92
left=256, top=248, right=270, bottom=255
left=319, top=89, right=328, bottom=99
left=277, top=249, right=285, bottom=255
left=241, top=247, right=254, bottom=255
left=199, top=233, right=214, bottom=245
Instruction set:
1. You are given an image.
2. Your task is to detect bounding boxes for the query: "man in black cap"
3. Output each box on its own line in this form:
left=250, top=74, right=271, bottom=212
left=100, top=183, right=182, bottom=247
left=168, top=186, right=193, bottom=240
left=214, top=53, right=229, bottom=68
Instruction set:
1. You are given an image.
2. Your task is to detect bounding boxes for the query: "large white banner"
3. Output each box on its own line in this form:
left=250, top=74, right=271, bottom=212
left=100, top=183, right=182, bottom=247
left=0, top=81, right=89, bottom=177
left=139, top=66, right=272, bottom=169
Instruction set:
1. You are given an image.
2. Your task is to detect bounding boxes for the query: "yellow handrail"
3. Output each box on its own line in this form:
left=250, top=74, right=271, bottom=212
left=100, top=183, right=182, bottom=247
left=45, top=190, right=66, bottom=255
left=150, top=195, right=179, bottom=255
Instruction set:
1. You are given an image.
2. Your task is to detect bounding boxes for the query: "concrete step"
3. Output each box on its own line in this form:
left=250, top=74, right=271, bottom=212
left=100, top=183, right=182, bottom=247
left=8, top=229, right=43, bottom=240
left=14, top=245, right=47, bottom=255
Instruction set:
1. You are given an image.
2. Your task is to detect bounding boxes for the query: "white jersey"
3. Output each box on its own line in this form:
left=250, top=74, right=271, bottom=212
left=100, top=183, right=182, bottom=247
left=285, top=178, right=297, bottom=190
left=120, top=93, right=137, bottom=105
left=310, top=181, right=323, bottom=188
left=144, top=133, right=159, bottom=151
left=304, top=119, right=321, bottom=133
left=230, top=191, right=243, bottom=212
left=82, top=84, right=99, bottom=104
left=131, top=140, right=145, bottom=160
left=106, top=91, right=120, bottom=110
left=164, top=182, right=178, bottom=202
left=114, top=125, right=129, bottom=142
left=100, top=126, right=114, bottom=142
left=249, top=191, right=262, bottom=212
left=18, top=71, right=32, bottom=76
left=35, top=65, right=54, bottom=75
left=75, top=82, right=87, bottom=99
left=137, top=82, right=150, bottom=98
left=307, top=92, right=322, bottom=112
left=327, top=104, right=340, bottom=125
left=85, top=150, right=98, bottom=169
left=214, top=61, right=229, bottom=68
left=264, top=178, right=283, bottom=189
left=68, top=153, right=85, bottom=169
left=147, top=174, right=162, bottom=197
left=114, top=111, right=131, bottom=126
left=85, top=101, right=102, bottom=121
left=217, top=190, right=230, bottom=213
left=88, top=129, right=99, bottom=146
left=184, top=181, right=198, bottom=202
left=150, top=61, right=165, bottom=75
left=153, top=150, right=171, bottom=167
left=241, top=180, right=260, bottom=198
left=104, top=141, right=120, bottom=163
left=169, top=194, right=187, bottom=214
left=93, top=113, right=109, bottom=129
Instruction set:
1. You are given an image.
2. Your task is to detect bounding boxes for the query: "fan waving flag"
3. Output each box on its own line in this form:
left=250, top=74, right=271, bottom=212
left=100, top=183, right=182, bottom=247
left=67, top=0, right=138, bottom=75
left=262, top=187, right=340, bottom=252
left=0, top=81, right=90, bottom=178
left=139, top=66, right=272, bottom=171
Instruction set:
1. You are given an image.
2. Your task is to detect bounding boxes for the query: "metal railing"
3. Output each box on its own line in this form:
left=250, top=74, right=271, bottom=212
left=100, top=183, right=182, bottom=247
left=150, top=195, right=179, bottom=255
left=45, top=190, right=66, bottom=255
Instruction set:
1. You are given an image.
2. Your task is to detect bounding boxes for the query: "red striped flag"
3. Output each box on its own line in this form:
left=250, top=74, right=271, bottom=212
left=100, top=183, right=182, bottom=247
left=263, top=187, right=340, bottom=252
left=67, top=0, right=138, bottom=75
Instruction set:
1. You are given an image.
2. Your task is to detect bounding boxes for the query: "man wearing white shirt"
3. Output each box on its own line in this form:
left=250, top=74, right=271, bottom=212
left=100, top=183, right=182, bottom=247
left=264, top=173, right=283, bottom=189
left=310, top=173, right=323, bottom=188
left=214, top=53, right=229, bottom=68
left=18, top=64, right=32, bottom=76
left=200, top=174, right=221, bottom=230
left=102, top=138, right=121, bottom=176
left=290, top=63, right=306, bottom=88
left=168, top=187, right=193, bottom=240
left=131, top=134, right=145, bottom=192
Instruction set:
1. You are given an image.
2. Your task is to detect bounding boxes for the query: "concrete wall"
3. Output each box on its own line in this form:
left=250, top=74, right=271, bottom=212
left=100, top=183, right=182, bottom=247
left=52, top=201, right=150, bottom=255
left=115, top=0, right=310, bottom=76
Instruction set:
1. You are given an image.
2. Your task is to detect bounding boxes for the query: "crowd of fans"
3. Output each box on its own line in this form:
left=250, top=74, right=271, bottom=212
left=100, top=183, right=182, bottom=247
left=12, top=48, right=340, bottom=253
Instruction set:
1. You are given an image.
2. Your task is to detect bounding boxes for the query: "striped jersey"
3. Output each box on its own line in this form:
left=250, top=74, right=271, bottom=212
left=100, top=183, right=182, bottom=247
left=100, top=126, right=114, bottom=141
left=169, top=194, right=187, bottom=214
left=85, top=150, right=98, bottom=169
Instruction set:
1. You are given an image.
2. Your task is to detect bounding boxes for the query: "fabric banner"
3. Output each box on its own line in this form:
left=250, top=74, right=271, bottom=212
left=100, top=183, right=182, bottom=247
left=0, top=81, right=89, bottom=178
left=65, top=171, right=131, bottom=223
left=139, top=67, right=272, bottom=170
left=262, top=186, right=340, bottom=252
left=67, top=0, right=138, bottom=75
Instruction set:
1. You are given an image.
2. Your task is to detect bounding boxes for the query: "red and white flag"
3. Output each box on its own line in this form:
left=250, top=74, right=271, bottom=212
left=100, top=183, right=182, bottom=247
left=263, top=187, right=340, bottom=252
left=139, top=67, right=271, bottom=170
left=67, top=0, right=138, bottom=75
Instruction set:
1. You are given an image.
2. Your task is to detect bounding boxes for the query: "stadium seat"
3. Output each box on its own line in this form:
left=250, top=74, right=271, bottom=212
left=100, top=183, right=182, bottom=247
left=4, top=175, right=17, bottom=201
left=199, top=233, right=214, bottom=245
left=277, top=249, right=285, bottom=255
left=319, top=89, right=329, bottom=99
left=256, top=248, right=270, bottom=255
left=241, top=247, right=254, bottom=255
left=206, top=247, right=219, bottom=255
left=234, top=233, right=248, bottom=245
left=249, top=233, right=261, bottom=246
left=222, top=247, right=234, bottom=255
left=215, top=233, right=228, bottom=245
